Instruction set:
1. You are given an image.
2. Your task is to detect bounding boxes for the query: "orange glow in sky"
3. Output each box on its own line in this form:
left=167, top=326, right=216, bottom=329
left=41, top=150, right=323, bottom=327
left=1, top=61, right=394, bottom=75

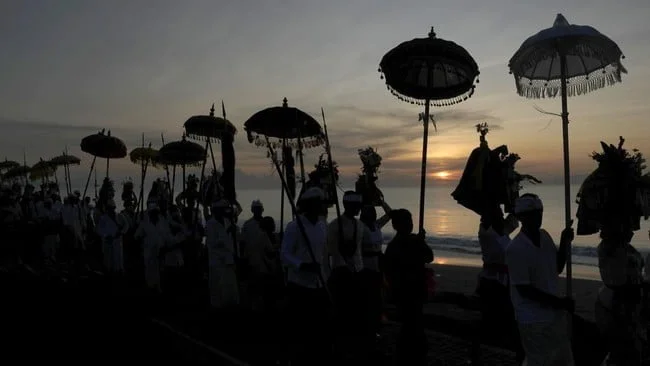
left=432, top=170, right=452, bottom=179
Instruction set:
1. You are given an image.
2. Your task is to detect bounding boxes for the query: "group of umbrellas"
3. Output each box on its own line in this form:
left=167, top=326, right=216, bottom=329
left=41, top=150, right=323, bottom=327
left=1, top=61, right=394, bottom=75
left=0, top=153, right=81, bottom=196
left=70, top=98, right=325, bottom=223
left=379, top=13, right=625, bottom=294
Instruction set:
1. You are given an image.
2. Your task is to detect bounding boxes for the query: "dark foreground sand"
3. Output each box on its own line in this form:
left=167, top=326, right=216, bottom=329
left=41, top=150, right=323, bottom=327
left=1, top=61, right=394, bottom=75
left=430, top=263, right=602, bottom=321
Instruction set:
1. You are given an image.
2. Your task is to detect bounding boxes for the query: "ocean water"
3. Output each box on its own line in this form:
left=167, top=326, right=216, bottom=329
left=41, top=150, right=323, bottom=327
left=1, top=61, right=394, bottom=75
left=236, top=184, right=650, bottom=277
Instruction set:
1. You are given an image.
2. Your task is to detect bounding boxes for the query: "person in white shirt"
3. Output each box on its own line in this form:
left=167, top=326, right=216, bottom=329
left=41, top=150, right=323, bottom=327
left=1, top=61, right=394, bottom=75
left=134, top=201, right=171, bottom=292
left=280, top=187, right=330, bottom=365
left=205, top=199, right=240, bottom=309
left=360, top=204, right=391, bottom=338
left=97, top=199, right=128, bottom=275
left=505, top=194, right=575, bottom=366
left=325, top=191, right=365, bottom=346
left=476, top=204, right=523, bottom=363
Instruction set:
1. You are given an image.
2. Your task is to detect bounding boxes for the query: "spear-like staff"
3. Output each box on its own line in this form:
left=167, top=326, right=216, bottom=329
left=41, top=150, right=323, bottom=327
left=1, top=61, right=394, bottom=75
left=161, top=133, right=172, bottom=197
left=320, top=108, right=345, bottom=264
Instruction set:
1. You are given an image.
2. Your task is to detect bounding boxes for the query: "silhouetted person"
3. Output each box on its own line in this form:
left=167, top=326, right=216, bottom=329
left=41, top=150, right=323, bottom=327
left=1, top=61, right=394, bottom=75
left=383, top=209, right=433, bottom=364
left=476, top=204, right=524, bottom=362
left=505, top=194, right=575, bottom=366
left=280, top=187, right=330, bottom=365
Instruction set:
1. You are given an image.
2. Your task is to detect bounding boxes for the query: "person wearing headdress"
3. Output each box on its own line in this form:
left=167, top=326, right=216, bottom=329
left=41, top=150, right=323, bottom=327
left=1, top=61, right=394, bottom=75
left=325, top=191, right=365, bottom=349
left=578, top=138, right=650, bottom=365
left=505, top=194, right=575, bottom=366
left=96, top=198, right=128, bottom=275
left=206, top=199, right=240, bottom=309
left=281, top=187, right=331, bottom=365
left=383, top=209, right=433, bottom=363
left=134, top=200, right=172, bottom=292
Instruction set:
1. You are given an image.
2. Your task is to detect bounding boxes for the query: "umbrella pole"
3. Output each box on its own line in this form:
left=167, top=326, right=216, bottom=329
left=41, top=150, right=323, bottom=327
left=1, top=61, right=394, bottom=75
left=208, top=140, right=218, bottom=174
left=171, top=165, right=176, bottom=200
left=192, top=141, right=210, bottom=234
left=182, top=164, right=186, bottom=199
left=66, top=163, right=71, bottom=195
left=140, top=159, right=150, bottom=217
left=137, top=159, right=145, bottom=216
left=82, top=156, right=97, bottom=199
left=106, top=158, right=109, bottom=178
left=560, top=54, right=573, bottom=295
left=63, top=165, right=68, bottom=196
left=280, top=140, right=286, bottom=241
left=418, top=99, right=431, bottom=234
left=297, top=134, right=306, bottom=184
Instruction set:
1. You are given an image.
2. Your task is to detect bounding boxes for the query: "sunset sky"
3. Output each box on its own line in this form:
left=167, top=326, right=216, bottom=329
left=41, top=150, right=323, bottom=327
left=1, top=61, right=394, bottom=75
left=1, top=0, right=649, bottom=189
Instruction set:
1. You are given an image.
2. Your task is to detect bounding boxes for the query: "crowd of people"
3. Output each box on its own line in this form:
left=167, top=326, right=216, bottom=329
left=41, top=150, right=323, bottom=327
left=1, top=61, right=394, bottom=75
left=0, top=178, right=434, bottom=364
left=2, top=171, right=650, bottom=365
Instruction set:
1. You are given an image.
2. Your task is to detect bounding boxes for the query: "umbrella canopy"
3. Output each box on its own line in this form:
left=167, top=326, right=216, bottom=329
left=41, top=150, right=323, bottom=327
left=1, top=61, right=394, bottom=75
left=30, top=159, right=56, bottom=181
left=49, top=154, right=81, bottom=167
left=80, top=130, right=128, bottom=159
left=509, top=14, right=626, bottom=99
left=157, top=136, right=206, bottom=166
left=379, top=27, right=479, bottom=234
left=0, top=159, right=19, bottom=171
left=379, top=27, right=480, bottom=107
left=184, top=105, right=237, bottom=143
left=243, top=97, right=324, bottom=148
left=129, top=146, right=159, bottom=166
left=2, top=165, right=29, bottom=180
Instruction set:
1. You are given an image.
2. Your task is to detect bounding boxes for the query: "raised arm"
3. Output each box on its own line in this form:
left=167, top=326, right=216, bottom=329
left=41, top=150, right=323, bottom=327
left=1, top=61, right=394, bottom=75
left=376, top=200, right=392, bottom=229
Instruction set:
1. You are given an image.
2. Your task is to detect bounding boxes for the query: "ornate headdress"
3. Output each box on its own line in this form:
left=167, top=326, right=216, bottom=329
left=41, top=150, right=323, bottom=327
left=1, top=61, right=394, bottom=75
left=577, top=136, right=650, bottom=235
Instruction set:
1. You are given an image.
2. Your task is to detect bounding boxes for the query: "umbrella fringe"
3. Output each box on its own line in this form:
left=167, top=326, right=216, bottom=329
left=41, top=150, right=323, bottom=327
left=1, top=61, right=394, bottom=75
left=514, top=63, right=624, bottom=99
left=250, top=134, right=325, bottom=150
left=386, top=84, right=476, bottom=107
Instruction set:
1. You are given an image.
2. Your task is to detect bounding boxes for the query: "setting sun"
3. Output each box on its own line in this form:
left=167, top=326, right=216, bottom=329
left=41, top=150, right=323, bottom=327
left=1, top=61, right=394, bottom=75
left=433, top=171, right=452, bottom=179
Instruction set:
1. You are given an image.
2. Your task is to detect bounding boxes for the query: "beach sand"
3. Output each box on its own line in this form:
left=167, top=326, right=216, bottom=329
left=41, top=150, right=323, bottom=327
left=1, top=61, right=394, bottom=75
left=431, top=263, right=602, bottom=321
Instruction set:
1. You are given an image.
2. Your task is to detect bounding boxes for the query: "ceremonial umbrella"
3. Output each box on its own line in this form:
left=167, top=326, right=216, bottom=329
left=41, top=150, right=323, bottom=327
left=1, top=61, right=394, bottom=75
left=184, top=103, right=238, bottom=203
left=80, top=129, right=128, bottom=198
left=2, top=165, right=30, bottom=181
left=49, top=153, right=81, bottom=196
left=129, top=138, right=159, bottom=214
left=158, top=134, right=205, bottom=198
left=0, top=159, right=19, bottom=172
left=244, top=97, right=324, bottom=234
left=509, top=13, right=626, bottom=294
left=379, top=27, right=479, bottom=233
left=30, top=159, right=56, bottom=183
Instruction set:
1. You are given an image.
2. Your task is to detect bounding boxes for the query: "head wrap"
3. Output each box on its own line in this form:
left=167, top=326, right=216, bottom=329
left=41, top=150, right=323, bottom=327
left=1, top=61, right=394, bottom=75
left=299, top=187, right=324, bottom=201
left=251, top=200, right=264, bottom=209
left=514, top=194, right=543, bottom=214
left=342, top=191, right=362, bottom=203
